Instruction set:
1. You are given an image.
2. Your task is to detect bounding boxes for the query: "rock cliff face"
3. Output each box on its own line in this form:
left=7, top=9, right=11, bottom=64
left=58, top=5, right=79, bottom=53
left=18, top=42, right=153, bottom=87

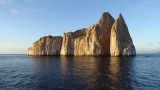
left=110, top=14, right=136, bottom=56
left=60, top=12, right=115, bottom=56
left=60, top=28, right=86, bottom=55
left=28, top=36, right=63, bottom=56
left=28, top=12, right=136, bottom=56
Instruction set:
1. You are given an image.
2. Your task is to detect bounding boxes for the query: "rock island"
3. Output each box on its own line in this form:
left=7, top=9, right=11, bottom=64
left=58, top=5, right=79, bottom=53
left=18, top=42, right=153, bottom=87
left=28, top=12, right=136, bottom=56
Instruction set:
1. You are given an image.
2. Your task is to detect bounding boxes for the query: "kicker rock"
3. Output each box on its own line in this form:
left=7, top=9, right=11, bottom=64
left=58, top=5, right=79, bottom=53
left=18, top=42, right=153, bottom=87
left=28, top=36, right=63, bottom=56
left=28, top=12, right=136, bottom=56
left=110, top=14, right=136, bottom=56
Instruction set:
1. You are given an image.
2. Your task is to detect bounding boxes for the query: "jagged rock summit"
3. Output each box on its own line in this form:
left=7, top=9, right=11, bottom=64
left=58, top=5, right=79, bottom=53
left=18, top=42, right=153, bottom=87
left=28, top=12, right=136, bottom=56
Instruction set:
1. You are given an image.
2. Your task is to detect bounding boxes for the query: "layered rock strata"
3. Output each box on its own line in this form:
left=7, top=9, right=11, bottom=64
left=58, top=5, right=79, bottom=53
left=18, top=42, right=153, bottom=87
left=28, top=12, right=136, bottom=56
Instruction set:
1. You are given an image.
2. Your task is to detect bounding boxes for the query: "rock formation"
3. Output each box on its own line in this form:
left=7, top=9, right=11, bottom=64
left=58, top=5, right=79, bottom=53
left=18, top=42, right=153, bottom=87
left=60, top=12, right=115, bottom=56
left=110, top=14, right=136, bottom=56
left=28, top=12, right=136, bottom=56
left=28, top=36, right=63, bottom=56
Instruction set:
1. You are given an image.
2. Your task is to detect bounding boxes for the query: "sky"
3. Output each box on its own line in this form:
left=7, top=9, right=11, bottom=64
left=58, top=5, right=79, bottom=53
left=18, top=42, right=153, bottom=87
left=0, top=0, right=160, bottom=54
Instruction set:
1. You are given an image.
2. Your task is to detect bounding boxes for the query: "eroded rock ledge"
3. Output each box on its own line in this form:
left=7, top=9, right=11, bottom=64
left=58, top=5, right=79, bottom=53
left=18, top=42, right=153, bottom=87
left=28, top=12, right=136, bottom=56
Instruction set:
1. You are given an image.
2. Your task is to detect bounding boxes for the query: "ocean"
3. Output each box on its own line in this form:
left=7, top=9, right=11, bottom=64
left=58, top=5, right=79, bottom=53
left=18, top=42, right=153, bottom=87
left=0, top=54, right=160, bottom=90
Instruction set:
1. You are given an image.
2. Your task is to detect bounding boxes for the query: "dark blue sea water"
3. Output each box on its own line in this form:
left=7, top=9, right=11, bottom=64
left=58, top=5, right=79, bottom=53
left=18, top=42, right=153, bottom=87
left=0, top=54, right=160, bottom=90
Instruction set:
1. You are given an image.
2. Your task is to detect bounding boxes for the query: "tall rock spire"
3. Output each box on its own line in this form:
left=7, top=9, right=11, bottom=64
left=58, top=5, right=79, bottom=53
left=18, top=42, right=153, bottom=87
left=96, top=12, right=115, bottom=55
left=110, top=13, right=136, bottom=56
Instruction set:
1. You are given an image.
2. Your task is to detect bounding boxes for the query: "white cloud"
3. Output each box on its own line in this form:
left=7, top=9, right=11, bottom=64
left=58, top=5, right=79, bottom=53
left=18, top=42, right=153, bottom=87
left=10, top=8, right=25, bottom=15
left=10, top=8, right=19, bottom=15
left=1, top=0, right=35, bottom=15
left=10, top=8, right=35, bottom=15
left=0, top=0, right=34, bottom=4
left=0, top=0, right=12, bottom=4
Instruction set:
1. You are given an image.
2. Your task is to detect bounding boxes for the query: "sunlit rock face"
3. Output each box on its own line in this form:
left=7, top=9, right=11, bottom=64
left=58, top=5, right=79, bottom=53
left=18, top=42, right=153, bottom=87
left=28, top=12, right=136, bottom=56
left=60, top=28, right=87, bottom=55
left=60, top=12, right=115, bottom=56
left=28, top=36, right=63, bottom=56
left=110, top=14, right=136, bottom=56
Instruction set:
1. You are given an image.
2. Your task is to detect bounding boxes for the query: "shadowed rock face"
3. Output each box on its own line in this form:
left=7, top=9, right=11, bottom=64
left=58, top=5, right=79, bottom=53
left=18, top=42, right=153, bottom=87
left=110, top=14, right=136, bottom=56
left=28, top=12, right=136, bottom=56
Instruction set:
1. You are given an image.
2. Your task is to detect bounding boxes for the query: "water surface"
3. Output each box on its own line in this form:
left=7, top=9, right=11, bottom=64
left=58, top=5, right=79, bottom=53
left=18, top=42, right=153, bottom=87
left=0, top=54, right=160, bottom=90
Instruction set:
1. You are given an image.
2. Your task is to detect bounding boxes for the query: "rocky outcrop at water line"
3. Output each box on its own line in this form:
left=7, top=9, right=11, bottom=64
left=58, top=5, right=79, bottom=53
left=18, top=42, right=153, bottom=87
left=28, top=36, right=63, bottom=56
left=28, top=12, right=136, bottom=56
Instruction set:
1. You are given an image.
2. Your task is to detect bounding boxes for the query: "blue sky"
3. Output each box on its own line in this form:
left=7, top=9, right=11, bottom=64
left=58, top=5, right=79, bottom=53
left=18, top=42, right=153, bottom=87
left=0, top=0, right=160, bottom=54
